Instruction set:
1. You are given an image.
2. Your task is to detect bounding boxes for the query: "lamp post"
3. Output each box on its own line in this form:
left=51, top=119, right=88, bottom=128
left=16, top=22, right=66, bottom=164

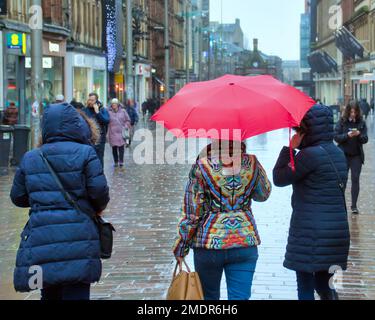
left=30, top=0, right=43, bottom=148
left=126, top=0, right=134, bottom=103
left=164, top=0, right=170, bottom=100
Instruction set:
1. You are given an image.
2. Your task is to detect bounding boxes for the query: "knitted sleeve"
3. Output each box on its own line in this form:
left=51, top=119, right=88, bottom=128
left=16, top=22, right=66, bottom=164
left=173, top=163, right=206, bottom=258
left=251, top=157, right=272, bottom=202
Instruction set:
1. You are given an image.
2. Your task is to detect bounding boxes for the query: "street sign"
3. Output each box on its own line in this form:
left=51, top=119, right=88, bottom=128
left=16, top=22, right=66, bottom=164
left=0, top=0, right=7, bottom=15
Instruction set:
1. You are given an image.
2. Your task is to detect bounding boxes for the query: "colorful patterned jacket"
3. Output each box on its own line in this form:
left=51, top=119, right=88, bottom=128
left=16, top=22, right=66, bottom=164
left=173, top=147, right=272, bottom=257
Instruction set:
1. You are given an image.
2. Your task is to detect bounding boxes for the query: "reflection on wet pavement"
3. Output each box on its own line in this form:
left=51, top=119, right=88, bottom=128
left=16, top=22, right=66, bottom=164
left=0, top=116, right=374, bottom=300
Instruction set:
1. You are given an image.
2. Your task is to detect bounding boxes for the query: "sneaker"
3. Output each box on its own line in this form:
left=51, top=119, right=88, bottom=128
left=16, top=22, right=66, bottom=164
left=114, top=163, right=119, bottom=168
left=119, top=162, right=124, bottom=167
left=351, top=208, right=359, bottom=215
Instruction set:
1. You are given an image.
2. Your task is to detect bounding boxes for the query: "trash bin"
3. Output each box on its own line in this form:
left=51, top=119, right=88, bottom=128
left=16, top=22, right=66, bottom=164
left=11, top=125, right=30, bottom=166
left=0, top=125, right=14, bottom=167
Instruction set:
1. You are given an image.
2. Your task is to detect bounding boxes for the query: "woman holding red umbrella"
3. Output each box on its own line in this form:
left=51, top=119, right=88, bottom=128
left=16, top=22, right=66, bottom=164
left=273, top=104, right=350, bottom=300
left=152, top=74, right=317, bottom=300
left=173, top=140, right=272, bottom=300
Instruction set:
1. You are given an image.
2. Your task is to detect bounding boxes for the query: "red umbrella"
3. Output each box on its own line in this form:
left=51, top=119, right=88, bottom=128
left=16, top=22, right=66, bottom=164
left=151, top=74, right=315, bottom=141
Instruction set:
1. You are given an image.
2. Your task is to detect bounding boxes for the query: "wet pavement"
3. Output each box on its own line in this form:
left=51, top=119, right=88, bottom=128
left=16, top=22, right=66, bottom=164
left=0, top=114, right=374, bottom=300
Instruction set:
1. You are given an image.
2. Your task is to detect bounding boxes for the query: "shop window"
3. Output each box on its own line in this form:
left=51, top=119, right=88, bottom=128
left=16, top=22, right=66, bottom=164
left=93, top=70, right=106, bottom=103
left=74, top=67, right=89, bottom=103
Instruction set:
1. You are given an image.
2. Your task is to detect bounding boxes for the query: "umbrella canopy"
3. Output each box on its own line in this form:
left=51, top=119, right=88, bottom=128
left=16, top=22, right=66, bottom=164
left=151, top=75, right=316, bottom=141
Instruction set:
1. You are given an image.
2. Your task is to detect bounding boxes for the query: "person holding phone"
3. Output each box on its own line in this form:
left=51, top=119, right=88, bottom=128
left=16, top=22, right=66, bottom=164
left=273, top=104, right=349, bottom=300
left=83, top=93, right=110, bottom=165
left=334, top=100, right=368, bottom=214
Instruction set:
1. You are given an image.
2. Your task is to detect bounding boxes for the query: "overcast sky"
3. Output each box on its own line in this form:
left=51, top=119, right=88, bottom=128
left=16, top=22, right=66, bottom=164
left=209, top=0, right=305, bottom=60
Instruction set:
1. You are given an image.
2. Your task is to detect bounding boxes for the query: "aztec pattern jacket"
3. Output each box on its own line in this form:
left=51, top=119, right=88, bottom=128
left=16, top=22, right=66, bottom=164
left=173, top=145, right=272, bottom=257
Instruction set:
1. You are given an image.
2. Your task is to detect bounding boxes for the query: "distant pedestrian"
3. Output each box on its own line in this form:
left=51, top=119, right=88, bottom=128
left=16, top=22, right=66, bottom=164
left=83, top=93, right=110, bottom=165
left=108, top=98, right=131, bottom=167
left=273, top=104, right=350, bottom=300
left=2, top=102, right=18, bottom=125
left=335, top=100, right=368, bottom=214
left=141, top=100, right=148, bottom=118
left=125, top=99, right=139, bottom=146
left=11, top=103, right=110, bottom=300
left=55, top=94, right=65, bottom=103
left=359, top=98, right=370, bottom=120
left=173, top=141, right=272, bottom=300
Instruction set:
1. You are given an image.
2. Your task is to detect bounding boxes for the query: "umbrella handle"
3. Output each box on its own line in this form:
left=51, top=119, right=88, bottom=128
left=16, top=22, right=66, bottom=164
left=289, top=127, right=296, bottom=172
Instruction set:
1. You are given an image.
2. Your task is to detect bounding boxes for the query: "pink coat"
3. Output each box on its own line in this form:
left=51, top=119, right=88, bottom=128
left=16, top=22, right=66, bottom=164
left=108, top=106, right=131, bottom=147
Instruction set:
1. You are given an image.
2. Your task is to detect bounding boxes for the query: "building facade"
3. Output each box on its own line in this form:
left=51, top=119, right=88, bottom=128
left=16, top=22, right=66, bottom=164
left=66, top=0, right=107, bottom=105
left=0, top=0, right=70, bottom=125
left=311, top=0, right=375, bottom=106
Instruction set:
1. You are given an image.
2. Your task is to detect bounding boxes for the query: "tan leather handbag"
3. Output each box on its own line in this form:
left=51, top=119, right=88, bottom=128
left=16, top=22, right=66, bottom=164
left=167, top=259, right=204, bottom=300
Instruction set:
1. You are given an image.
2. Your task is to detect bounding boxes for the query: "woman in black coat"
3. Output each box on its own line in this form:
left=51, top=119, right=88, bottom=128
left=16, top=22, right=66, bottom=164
left=273, top=104, right=350, bottom=300
left=334, top=101, right=368, bottom=214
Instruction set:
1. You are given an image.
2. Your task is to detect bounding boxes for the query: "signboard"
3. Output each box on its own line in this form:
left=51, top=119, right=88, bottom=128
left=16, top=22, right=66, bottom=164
left=6, top=33, right=27, bottom=55
left=25, top=57, right=53, bottom=69
left=135, top=63, right=151, bottom=78
left=0, top=0, right=7, bottom=15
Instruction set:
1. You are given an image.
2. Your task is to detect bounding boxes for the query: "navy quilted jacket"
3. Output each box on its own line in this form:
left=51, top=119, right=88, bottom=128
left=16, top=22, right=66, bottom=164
left=273, top=104, right=350, bottom=273
left=11, top=103, right=110, bottom=292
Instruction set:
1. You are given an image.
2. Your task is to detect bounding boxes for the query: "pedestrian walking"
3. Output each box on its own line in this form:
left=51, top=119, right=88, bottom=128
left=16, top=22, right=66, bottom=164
left=173, top=141, right=272, bottom=300
left=125, top=99, right=139, bottom=146
left=273, top=104, right=350, bottom=300
left=108, top=98, right=131, bottom=167
left=334, top=100, right=368, bottom=214
left=2, top=102, right=18, bottom=125
left=11, top=103, right=110, bottom=300
left=359, top=98, right=370, bottom=120
left=82, top=93, right=110, bottom=165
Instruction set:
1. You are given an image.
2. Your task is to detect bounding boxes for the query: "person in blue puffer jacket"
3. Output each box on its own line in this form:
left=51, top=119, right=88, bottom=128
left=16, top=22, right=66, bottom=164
left=10, top=103, right=110, bottom=300
left=273, top=104, right=350, bottom=300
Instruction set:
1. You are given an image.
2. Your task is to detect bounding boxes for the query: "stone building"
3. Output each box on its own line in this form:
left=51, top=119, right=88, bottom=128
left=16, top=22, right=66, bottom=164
left=311, top=0, right=375, bottom=105
left=0, top=0, right=71, bottom=124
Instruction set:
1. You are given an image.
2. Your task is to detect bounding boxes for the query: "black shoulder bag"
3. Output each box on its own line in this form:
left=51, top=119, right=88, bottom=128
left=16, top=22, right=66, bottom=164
left=319, top=146, right=348, bottom=214
left=39, top=151, right=115, bottom=259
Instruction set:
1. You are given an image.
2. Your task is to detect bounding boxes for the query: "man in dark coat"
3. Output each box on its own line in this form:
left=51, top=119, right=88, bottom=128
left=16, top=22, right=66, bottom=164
left=273, top=104, right=350, bottom=300
left=10, top=103, right=110, bottom=299
left=82, top=93, right=110, bottom=165
left=359, top=98, right=370, bottom=120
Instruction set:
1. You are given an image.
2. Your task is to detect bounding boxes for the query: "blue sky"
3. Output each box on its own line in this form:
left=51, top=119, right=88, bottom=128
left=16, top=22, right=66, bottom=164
left=209, top=0, right=305, bottom=60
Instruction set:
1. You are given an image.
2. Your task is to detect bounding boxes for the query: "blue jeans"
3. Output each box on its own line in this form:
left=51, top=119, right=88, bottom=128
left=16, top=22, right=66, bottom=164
left=41, top=283, right=90, bottom=300
left=194, top=247, right=258, bottom=300
left=296, top=271, right=336, bottom=300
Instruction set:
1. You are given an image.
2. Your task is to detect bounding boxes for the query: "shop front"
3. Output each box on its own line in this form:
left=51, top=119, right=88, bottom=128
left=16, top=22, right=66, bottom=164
left=1, top=31, right=29, bottom=124
left=135, top=63, right=151, bottom=110
left=25, top=37, right=66, bottom=108
left=1, top=31, right=67, bottom=125
left=65, top=52, right=107, bottom=105
left=351, top=60, right=375, bottom=103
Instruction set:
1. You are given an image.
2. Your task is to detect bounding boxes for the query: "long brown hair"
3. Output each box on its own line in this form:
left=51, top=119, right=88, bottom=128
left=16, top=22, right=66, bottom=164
left=342, top=100, right=363, bottom=122
left=38, top=108, right=100, bottom=147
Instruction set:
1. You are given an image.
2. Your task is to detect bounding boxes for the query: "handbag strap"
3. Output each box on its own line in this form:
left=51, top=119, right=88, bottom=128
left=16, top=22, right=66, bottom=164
left=173, top=259, right=191, bottom=278
left=319, top=146, right=348, bottom=214
left=39, top=150, right=81, bottom=213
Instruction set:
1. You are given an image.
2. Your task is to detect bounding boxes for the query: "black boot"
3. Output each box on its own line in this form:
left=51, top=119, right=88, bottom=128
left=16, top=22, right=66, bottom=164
left=318, top=290, right=339, bottom=300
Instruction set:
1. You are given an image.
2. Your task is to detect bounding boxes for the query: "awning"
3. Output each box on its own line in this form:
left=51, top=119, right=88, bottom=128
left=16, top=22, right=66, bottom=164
left=153, top=75, right=165, bottom=86
left=308, top=51, right=338, bottom=74
left=334, top=26, right=364, bottom=60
